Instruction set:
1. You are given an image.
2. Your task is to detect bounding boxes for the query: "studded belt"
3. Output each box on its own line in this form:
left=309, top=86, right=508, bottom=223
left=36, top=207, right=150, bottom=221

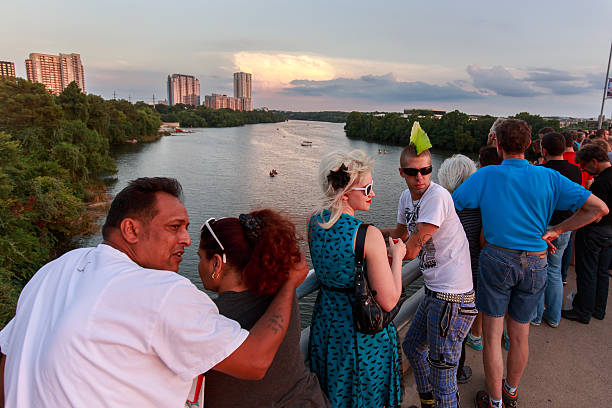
left=425, top=287, right=475, bottom=303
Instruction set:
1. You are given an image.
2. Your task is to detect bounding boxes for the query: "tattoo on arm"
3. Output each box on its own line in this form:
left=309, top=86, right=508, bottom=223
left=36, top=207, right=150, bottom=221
left=413, top=224, right=432, bottom=249
left=267, top=314, right=285, bottom=334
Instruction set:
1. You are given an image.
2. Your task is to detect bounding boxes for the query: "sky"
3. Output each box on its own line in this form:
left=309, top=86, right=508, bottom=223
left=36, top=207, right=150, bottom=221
left=2, top=0, right=612, bottom=117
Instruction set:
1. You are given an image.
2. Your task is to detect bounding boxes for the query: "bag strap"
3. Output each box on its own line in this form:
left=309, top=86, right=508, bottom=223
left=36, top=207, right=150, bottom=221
left=354, top=223, right=369, bottom=266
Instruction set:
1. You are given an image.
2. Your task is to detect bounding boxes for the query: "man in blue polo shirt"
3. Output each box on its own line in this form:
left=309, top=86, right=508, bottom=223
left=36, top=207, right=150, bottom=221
left=452, top=119, right=608, bottom=408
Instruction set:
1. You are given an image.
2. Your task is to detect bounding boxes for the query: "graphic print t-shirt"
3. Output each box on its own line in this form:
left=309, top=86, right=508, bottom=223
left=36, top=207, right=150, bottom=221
left=397, top=182, right=473, bottom=294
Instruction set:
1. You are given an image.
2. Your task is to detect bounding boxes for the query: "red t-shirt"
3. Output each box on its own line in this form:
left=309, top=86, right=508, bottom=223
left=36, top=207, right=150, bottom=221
left=563, top=151, right=592, bottom=186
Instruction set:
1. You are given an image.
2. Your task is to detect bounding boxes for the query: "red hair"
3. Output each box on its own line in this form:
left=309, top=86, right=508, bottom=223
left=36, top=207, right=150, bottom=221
left=199, top=209, right=302, bottom=296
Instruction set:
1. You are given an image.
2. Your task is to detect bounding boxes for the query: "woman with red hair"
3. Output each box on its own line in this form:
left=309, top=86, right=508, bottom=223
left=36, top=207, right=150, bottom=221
left=198, top=209, right=329, bottom=408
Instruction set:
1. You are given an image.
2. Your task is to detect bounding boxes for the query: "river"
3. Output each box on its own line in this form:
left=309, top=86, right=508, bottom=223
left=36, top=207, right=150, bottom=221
left=83, top=120, right=450, bottom=323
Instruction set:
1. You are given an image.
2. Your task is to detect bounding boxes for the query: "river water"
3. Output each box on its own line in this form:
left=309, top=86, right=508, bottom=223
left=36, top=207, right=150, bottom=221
left=83, top=120, right=449, bottom=323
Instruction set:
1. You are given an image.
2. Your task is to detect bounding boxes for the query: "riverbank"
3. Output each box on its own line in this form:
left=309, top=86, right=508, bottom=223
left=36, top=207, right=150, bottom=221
left=155, top=104, right=286, bottom=128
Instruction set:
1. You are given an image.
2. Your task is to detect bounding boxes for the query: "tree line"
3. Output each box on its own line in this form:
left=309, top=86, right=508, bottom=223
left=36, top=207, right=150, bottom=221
left=155, top=104, right=286, bottom=127
left=0, top=78, right=162, bottom=328
left=279, top=111, right=349, bottom=123
left=344, top=110, right=561, bottom=153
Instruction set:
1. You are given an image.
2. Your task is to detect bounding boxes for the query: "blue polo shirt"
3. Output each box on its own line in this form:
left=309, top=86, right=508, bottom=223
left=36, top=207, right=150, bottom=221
left=452, top=158, right=591, bottom=251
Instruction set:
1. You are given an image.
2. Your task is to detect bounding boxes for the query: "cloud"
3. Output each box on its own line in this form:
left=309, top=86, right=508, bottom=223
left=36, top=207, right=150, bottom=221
left=283, top=73, right=482, bottom=102
left=467, top=65, right=541, bottom=97
left=467, top=65, right=602, bottom=97
left=584, top=71, right=606, bottom=90
left=232, top=51, right=468, bottom=90
left=524, top=67, right=579, bottom=83
left=523, top=67, right=596, bottom=95
left=233, top=52, right=335, bottom=88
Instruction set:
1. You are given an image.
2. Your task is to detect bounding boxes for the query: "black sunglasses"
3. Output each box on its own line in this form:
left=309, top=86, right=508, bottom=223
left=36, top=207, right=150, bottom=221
left=401, top=166, right=433, bottom=176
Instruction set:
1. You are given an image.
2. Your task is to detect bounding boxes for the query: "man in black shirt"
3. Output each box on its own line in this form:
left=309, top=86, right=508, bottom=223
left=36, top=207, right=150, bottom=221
left=563, top=144, right=612, bottom=323
left=534, top=132, right=583, bottom=327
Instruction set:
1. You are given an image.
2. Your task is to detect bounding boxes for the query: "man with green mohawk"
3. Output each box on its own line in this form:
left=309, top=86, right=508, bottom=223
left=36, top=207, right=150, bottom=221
left=382, top=122, right=475, bottom=408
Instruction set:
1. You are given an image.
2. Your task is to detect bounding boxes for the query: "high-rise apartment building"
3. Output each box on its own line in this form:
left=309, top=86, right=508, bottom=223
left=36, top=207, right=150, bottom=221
left=233, top=72, right=252, bottom=98
left=0, top=61, right=16, bottom=78
left=233, top=72, right=253, bottom=111
left=59, top=53, right=85, bottom=91
left=167, top=74, right=200, bottom=106
left=25, top=52, right=85, bottom=94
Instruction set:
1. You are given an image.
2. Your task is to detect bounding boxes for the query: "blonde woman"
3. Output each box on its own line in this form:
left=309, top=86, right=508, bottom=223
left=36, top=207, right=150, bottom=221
left=307, top=150, right=406, bottom=408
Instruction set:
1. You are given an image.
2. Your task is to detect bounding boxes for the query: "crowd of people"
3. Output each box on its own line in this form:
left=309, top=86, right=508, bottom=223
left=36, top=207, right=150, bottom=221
left=0, top=118, right=610, bottom=408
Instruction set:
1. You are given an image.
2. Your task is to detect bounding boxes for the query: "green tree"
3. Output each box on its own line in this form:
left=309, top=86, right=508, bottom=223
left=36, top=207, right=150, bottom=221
left=56, top=82, right=88, bottom=123
left=509, top=112, right=560, bottom=139
left=0, top=77, right=63, bottom=136
left=468, top=115, right=496, bottom=149
left=86, top=94, right=110, bottom=138
left=454, top=125, right=475, bottom=152
left=433, top=110, right=470, bottom=149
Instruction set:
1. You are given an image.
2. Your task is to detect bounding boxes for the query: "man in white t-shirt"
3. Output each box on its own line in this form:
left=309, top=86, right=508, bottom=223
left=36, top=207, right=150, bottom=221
left=382, top=145, right=475, bottom=408
left=0, top=177, right=307, bottom=407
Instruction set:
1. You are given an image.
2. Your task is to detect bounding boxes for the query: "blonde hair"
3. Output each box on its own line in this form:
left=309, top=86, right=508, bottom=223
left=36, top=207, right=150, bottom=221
left=438, top=154, right=477, bottom=193
left=316, top=150, right=374, bottom=229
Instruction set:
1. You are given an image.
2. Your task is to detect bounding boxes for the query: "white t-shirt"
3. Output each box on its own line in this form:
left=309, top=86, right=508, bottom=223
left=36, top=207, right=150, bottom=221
left=0, top=244, right=248, bottom=407
left=397, top=182, right=473, bottom=294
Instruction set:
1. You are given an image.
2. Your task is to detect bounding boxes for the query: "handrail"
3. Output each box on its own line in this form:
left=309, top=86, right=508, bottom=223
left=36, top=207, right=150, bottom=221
left=298, top=259, right=424, bottom=358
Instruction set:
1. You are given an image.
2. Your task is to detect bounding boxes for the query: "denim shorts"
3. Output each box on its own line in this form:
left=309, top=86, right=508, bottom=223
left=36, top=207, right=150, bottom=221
left=477, top=244, right=547, bottom=323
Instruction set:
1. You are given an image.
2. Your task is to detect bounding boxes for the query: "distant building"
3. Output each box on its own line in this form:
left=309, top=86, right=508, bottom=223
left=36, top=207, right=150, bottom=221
left=0, top=61, right=15, bottom=78
left=233, top=72, right=253, bottom=111
left=167, top=74, right=200, bottom=106
left=25, top=52, right=85, bottom=95
left=404, top=108, right=446, bottom=119
left=203, top=72, right=254, bottom=111
left=146, top=99, right=168, bottom=106
left=204, top=93, right=244, bottom=111
left=233, top=72, right=252, bottom=98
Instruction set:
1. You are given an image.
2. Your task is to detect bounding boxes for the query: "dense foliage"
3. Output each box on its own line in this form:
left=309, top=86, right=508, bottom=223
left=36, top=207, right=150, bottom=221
left=0, top=78, right=162, bottom=328
left=280, top=111, right=349, bottom=123
left=344, top=110, right=560, bottom=153
left=155, top=104, right=286, bottom=127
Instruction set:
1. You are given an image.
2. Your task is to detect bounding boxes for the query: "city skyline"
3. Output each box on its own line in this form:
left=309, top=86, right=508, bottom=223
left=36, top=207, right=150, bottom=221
left=3, top=0, right=612, bottom=117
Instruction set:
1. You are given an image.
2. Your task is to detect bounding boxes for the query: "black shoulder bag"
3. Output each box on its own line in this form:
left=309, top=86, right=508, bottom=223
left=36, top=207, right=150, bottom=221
left=352, top=223, right=407, bottom=335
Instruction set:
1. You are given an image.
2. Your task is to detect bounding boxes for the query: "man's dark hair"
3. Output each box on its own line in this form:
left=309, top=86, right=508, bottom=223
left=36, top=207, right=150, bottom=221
left=102, top=177, right=183, bottom=239
left=541, top=132, right=566, bottom=157
left=594, top=128, right=606, bottom=139
left=575, top=144, right=609, bottom=164
left=478, top=145, right=502, bottom=167
left=538, top=126, right=555, bottom=136
left=562, top=131, right=574, bottom=148
left=497, top=119, right=532, bottom=154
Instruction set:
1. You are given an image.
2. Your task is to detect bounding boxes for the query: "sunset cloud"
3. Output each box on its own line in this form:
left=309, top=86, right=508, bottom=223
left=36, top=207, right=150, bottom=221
left=233, top=52, right=466, bottom=90
left=233, top=52, right=336, bottom=89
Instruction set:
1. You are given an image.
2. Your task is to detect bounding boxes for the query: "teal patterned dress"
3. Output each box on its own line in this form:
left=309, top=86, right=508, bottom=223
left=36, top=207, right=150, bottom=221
left=307, top=210, right=402, bottom=408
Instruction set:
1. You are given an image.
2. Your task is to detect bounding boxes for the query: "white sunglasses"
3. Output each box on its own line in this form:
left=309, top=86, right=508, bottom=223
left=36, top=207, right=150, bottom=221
left=200, top=217, right=227, bottom=263
left=352, top=181, right=373, bottom=196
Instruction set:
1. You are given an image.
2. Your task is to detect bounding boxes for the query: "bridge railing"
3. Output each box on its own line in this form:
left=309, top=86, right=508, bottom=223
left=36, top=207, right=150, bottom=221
left=297, top=259, right=424, bottom=358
